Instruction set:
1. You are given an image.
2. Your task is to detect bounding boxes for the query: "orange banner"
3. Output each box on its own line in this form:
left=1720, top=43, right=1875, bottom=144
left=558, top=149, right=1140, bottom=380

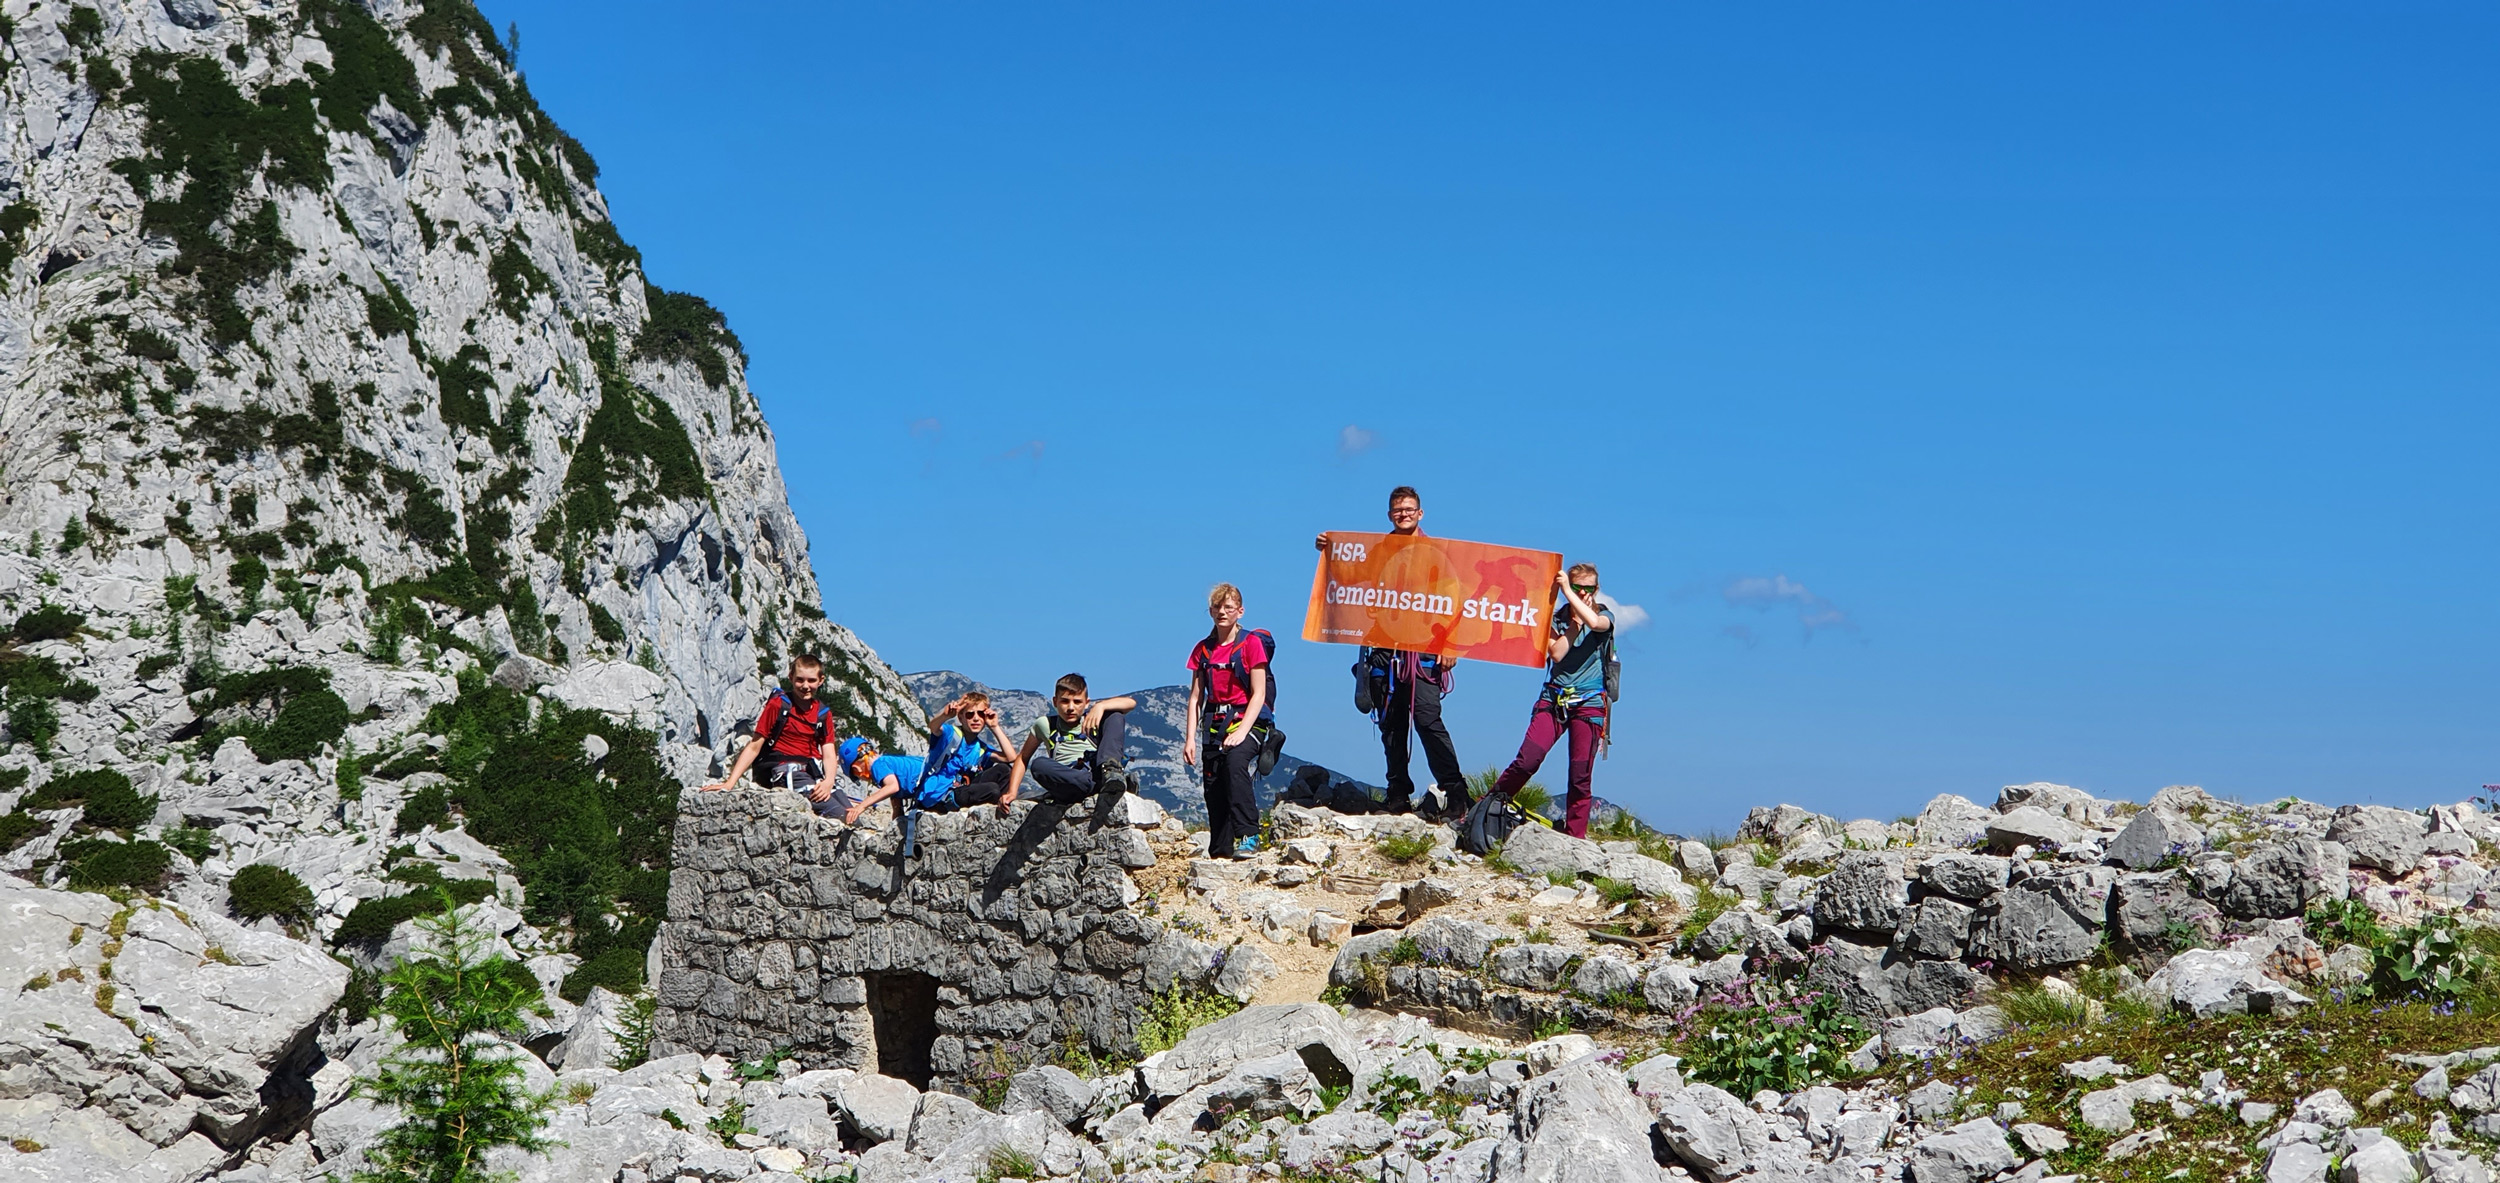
left=1302, top=533, right=1563, bottom=668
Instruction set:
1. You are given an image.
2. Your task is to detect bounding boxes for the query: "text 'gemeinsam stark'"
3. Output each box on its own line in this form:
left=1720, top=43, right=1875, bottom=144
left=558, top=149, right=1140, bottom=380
left=1323, top=581, right=1543, bottom=628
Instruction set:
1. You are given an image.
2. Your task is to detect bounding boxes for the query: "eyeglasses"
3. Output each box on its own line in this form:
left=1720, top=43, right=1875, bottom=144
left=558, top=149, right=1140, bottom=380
left=1388, top=506, right=1420, bottom=516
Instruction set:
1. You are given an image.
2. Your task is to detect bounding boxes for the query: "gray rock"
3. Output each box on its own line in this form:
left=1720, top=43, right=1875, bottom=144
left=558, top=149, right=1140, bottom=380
left=1493, top=944, right=1578, bottom=992
left=834, top=1074, right=922, bottom=1144
left=1986, top=805, right=2093, bottom=853
left=1501, top=822, right=1612, bottom=880
left=2109, top=807, right=2206, bottom=869
left=1915, top=794, right=1998, bottom=849
left=2293, top=1088, right=2357, bottom=1128
left=1805, top=934, right=1982, bottom=1019
left=1906, top=1080, right=1961, bottom=1120
left=1202, top=1051, right=1323, bottom=1121
left=905, top=1091, right=989, bottom=1156
left=1741, top=804, right=1836, bottom=844
left=547, top=986, right=632, bottom=1072
left=1894, top=897, right=1974, bottom=959
left=1627, top=1055, right=1685, bottom=1100
left=2222, top=837, right=2351, bottom=919
left=2080, top=1074, right=2183, bottom=1134
left=1650, top=1082, right=1764, bottom=1182
left=1001, top=1065, right=1096, bottom=1128
left=1491, top=1055, right=1675, bottom=1182
left=747, top=1095, right=843, bottom=1150
left=1905, top=1118, right=2019, bottom=1183
left=1676, top=840, right=1719, bottom=880
left=1571, top=954, right=1641, bottom=1003
left=1136, top=1003, right=1356, bottom=1102
left=1966, top=867, right=2116, bottom=971
left=1406, top=915, right=1507, bottom=970
left=2268, top=1140, right=2336, bottom=1183
left=2418, top=1148, right=2492, bottom=1183
left=2063, top=1056, right=2130, bottom=1081
left=2417, top=1066, right=2453, bottom=1101
left=2337, top=1138, right=2421, bottom=1183
left=1642, top=961, right=1700, bottom=1013
left=2111, top=870, right=2226, bottom=954
left=1715, top=862, right=1785, bottom=903
left=2132, top=948, right=2310, bottom=1018
left=1922, top=853, right=2011, bottom=901
left=1814, top=852, right=1910, bottom=934
left=2013, top=1122, right=2071, bottom=1155
left=1600, top=851, right=1693, bottom=904
left=2328, top=806, right=2432, bottom=873
left=1214, top=940, right=1280, bottom=1002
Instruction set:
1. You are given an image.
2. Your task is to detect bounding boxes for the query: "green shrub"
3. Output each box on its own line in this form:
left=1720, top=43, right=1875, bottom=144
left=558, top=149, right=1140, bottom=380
left=0, top=811, right=41, bottom=853
left=334, top=879, right=492, bottom=944
left=11, top=603, right=83, bottom=642
left=1374, top=832, right=1434, bottom=864
left=60, top=839, right=172, bottom=891
left=7, top=695, right=59, bottom=753
left=32, top=769, right=156, bottom=833
left=198, top=667, right=351, bottom=762
left=2307, top=898, right=2497, bottom=1003
left=559, top=946, right=645, bottom=1004
left=1681, top=979, right=1868, bottom=1096
left=392, top=784, right=448, bottom=835
left=352, top=903, right=556, bottom=1180
left=77, top=781, right=158, bottom=833
left=1138, top=983, right=1243, bottom=1056
left=229, top=863, right=315, bottom=923
left=161, top=826, right=215, bottom=863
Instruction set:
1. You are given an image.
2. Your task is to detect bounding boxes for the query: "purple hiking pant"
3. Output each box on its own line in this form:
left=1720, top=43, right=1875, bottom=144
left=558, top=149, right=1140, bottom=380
left=1491, top=696, right=1608, bottom=838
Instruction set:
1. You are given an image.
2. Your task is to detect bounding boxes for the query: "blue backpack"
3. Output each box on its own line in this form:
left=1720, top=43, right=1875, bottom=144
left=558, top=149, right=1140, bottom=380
left=911, top=723, right=991, bottom=809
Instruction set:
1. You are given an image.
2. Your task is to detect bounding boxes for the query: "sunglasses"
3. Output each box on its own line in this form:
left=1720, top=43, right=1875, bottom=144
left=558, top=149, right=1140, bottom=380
left=1570, top=585, right=1600, bottom=596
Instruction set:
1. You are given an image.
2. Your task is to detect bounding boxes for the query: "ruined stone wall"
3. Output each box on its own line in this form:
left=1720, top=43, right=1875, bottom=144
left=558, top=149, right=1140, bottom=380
left=650, top=788, right=1181, bottom=1095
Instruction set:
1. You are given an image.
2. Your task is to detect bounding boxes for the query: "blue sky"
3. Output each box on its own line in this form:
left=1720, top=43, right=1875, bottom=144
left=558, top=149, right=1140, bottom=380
left=481, top=2, right=2498, bottom=834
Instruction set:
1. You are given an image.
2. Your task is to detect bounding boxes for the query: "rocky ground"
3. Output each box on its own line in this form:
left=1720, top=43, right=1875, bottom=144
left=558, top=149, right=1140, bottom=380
left=15, top=774, right=2500, bottom=1182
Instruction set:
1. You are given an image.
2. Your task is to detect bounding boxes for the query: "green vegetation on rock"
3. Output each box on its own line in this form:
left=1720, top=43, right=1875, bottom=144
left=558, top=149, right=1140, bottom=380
left=197, top=666, right=351, bottom=763
left=229, top=863, right=316, bottom=923
left=60, top=839, right=172, bottom=891
left=635, top=285, right=743, bottom=389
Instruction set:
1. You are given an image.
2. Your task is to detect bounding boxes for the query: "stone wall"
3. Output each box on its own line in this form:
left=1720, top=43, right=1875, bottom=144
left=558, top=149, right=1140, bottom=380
left=651, top=788, right=1179, bottom=1095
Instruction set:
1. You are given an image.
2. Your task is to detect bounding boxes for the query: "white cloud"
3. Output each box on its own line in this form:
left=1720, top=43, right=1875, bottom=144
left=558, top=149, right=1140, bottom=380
left=1723, top=574, right=1855, bottom=639
left=1595, top=592, right=1649, bottom=630
left=1338, top=424, right=1378, bottom=457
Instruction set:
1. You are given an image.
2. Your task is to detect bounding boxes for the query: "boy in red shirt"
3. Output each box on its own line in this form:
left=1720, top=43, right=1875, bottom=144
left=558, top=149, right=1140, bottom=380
left=701, top=655, right=845, bottom=817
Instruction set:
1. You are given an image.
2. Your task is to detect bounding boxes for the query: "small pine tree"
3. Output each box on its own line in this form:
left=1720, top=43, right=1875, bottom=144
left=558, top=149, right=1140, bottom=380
left=352, top=894, right=558, bottom=1183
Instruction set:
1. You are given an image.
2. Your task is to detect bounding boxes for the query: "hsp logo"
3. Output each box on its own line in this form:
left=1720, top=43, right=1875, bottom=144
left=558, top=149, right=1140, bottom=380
left=1331, top=541, right=1368, bottom=562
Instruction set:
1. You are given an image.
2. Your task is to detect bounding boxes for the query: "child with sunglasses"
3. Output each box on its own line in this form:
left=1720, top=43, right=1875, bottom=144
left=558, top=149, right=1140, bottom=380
left=846, top=692, right=1024, bottom=817
left=1486, top=563, right=1614, bottom=837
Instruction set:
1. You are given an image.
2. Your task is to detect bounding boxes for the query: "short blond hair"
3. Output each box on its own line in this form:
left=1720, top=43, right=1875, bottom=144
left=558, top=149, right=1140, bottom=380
left=1207, top=582, right=1243, bottom=611
left=959, top=690, right=991, bottom=708
left=1567, top=563, right=1599, bottom=585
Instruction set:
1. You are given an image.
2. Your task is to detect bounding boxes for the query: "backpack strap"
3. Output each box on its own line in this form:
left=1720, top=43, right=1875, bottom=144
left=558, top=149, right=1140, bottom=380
left=759, top=689, right=792, bottom=754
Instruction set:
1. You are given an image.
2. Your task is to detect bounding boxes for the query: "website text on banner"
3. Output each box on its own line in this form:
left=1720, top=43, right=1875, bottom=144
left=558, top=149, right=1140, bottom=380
left=1302, top=533, right=1563, bottom=669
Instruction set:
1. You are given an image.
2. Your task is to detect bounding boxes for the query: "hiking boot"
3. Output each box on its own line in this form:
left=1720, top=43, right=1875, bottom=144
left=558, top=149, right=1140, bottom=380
left=1096, top=759, right=1132, bottom=797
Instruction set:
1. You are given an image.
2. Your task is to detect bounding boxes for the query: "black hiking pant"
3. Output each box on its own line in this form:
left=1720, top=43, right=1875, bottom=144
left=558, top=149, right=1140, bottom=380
left=1382, top=668, right=1466, bottom=812
left=1202, top=718, right=1260, bottom=856
left=1028, top=711, right=1130, bottom=803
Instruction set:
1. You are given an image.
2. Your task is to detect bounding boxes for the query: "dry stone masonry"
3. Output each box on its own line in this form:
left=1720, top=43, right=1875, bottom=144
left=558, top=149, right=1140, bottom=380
left=651, top=786, right=1197, bottom=1093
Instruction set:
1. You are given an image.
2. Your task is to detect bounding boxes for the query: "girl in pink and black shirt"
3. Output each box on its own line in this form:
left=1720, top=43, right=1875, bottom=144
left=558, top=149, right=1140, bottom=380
left=1184, top=582, right=1269, bottom=859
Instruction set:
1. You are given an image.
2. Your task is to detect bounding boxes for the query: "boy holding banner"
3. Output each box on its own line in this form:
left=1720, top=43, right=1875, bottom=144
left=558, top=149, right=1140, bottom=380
left=1487, top=564, right=1615, bottom=838
left=1317, top=486, right=1467, bottom=817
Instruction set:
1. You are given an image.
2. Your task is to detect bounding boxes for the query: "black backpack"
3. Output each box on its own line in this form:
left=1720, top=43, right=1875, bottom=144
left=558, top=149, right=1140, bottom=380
left=1460, top=792, right=1529, bottom=856
left=1351, top=647, right=1395, bottom=715
left=1196, top=628, right=1287, bottom=776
